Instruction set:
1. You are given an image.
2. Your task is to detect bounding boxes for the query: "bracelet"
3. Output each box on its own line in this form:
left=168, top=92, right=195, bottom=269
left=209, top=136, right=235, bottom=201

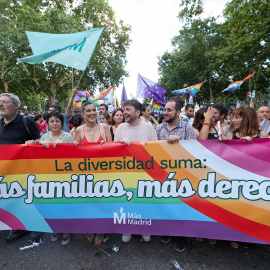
left=203, top=123, right=210, bottom=126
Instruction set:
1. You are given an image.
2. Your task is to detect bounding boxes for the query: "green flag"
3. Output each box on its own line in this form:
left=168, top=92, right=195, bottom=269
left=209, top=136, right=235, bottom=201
left=18, top=28, right=104, bottom=70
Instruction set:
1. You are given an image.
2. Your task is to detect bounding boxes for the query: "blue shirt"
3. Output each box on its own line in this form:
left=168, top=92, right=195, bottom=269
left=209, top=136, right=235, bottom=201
left=156, top=119, right=197, bottom=140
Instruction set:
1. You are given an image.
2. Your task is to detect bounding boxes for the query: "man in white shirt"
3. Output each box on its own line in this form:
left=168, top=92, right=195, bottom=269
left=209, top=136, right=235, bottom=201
left=184, top=104, right=195, bottom=125
left=114, top=100, right=157, bottom=144
left=114, top=99, right=157, bottom=243
left=257, top=106, right=270, bottom=134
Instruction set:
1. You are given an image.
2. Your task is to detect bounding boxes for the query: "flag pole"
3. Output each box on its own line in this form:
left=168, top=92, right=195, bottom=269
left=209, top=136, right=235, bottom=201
left=114, top=86, right=116, bottom=109
left=75, top=70, right=85, bottom=89
left=72, top=68, right=74, bottom=90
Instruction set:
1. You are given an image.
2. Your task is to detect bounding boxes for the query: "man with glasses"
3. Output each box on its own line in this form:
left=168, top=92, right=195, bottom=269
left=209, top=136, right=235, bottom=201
left=0, top=93, right=41, bottom=243
left=0, top=93, right=40, bottom=145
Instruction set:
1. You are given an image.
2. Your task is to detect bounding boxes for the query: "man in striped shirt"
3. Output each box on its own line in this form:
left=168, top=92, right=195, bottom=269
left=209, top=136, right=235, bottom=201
left=156, top=96, right=196, bottom=252
left=156, top=97, right=197, bottom=143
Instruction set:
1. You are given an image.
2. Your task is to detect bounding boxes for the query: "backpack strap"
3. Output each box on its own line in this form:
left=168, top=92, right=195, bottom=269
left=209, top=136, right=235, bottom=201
left=23, top=116, right=34, bottom=140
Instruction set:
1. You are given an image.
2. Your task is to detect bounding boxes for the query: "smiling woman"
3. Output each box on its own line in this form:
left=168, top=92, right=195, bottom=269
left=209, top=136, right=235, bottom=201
left=226, top=107, right=269, bottom=140
left=73, top=101, right=112, bottom=246
left=74, top=102, right=112, bottom=144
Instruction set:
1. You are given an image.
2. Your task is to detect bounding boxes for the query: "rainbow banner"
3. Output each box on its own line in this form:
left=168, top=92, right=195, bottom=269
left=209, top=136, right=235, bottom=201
left=0, top=140, right=269, bottom=244
left=172, top=81, right=205, bottom=97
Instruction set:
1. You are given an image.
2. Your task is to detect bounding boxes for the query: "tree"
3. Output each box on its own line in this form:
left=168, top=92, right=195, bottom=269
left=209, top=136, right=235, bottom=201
left=158, top=17, right=227, bottom=105
left=158, top=0, right=270, bottom=106
left=220, top=0, right=270, bottom=104
left=0, top=0, right=131, bottom=109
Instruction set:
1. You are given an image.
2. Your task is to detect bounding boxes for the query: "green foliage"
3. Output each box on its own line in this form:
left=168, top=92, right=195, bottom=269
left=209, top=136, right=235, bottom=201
left=158, top=0, right=270, bottom=107
left=0, top=0, right=131, bottom=110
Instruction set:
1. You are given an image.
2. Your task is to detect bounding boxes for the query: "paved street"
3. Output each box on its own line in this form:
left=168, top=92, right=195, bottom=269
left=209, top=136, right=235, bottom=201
left=0, top=231, right=269, bottom=270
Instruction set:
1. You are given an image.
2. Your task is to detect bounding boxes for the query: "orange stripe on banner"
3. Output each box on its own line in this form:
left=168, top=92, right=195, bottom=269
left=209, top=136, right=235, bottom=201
left=156, top=142, right=270, bottom=227
left=125, top=142, right=169, bottom=181
left=0, top=157, right=149, bottom=175
left=140, top=141, right=270, bottom=241
left=182, top=195, right=270, bottom=243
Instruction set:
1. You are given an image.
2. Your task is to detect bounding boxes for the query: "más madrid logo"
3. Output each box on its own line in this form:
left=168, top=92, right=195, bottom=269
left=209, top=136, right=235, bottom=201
left=113, top=207, right=151, bottom=226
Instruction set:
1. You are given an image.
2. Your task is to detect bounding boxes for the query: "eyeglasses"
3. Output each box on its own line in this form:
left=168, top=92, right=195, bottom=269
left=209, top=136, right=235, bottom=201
left=0, top=100, right=11, bottom=105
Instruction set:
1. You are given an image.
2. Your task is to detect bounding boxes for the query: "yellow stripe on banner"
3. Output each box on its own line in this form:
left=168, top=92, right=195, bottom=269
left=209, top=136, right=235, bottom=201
left=2, top=172, right=153, bottom=189
left=143, top=141, right=270, bottom=227
left=0, top=157, right=148, bottom=175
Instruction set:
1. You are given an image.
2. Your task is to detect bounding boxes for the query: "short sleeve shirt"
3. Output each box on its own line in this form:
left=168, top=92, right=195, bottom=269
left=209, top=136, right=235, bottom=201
left=0, top=113, right=40, bottom=145
left=156, top=119, right=197, bottom=140
left=114, top=121, right=157, bottom=142
left=40, top=132, right=73, bottom=143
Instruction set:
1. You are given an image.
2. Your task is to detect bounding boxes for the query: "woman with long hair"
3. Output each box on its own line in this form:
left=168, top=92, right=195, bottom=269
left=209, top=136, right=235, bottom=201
left=193, top=106, right=218, bottom=245
left=140, top=103, right=159, bottom=129
left=110, top=108, right=124, bottom=141
left=100, top=112, right=111, bottom=125
left=68, top=113, right=84, bottom=139
left=193, top=107, right=217, bottom=140
left=74, top=102, right=112, bottom=145
left=225, top=107, right=268, bottom=141
left=223, top=107, right=268, bottom=249
left=74, top=102, right=112, bottom=246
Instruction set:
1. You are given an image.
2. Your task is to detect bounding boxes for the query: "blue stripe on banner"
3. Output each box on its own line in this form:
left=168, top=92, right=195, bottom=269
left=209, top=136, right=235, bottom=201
left=34, top=203, right=215, bottom=222
left=1, top=197, right=53, bottom=232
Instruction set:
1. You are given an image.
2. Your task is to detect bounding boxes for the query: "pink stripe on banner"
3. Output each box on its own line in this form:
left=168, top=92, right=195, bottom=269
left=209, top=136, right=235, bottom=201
left=46, top=219, right=269, bottom=244
left=0, top=208, right=26, bottom=230
left=199, top=139, right=270, bottom=178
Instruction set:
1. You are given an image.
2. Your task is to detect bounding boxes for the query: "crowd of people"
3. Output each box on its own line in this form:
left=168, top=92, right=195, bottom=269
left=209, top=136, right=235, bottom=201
left=0, top=90, right=269, bottom=250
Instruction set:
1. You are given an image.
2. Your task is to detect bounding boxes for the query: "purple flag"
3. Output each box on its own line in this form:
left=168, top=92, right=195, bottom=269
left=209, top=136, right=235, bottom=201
left=137, top=74, right=166, bottom=104
left=121, top=84, right=128, bottom=104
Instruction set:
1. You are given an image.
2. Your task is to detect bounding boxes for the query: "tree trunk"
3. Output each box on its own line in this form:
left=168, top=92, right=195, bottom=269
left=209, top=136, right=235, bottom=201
left=4, top=81, right=8, bottom=92
left=254, top=63, right=263, bottom=91
left=50, top=82, right=57, bottom=105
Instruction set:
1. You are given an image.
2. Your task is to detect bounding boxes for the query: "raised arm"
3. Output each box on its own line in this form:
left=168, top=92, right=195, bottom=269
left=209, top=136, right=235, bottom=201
left=197, top=107, right=215, bottom=140
left=247, top=91, right=255, bottom=109
left=66, top=88, right=78, bottom=118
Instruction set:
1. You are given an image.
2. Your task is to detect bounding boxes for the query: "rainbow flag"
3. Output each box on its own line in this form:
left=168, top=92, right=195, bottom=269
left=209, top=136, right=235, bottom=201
left=90, top=86, right=114, bottom=101
left=152, top=101, right=165, bottom=115
left=221, top=73, right=255, bottom=93
left=172, top=81, right=205, bottom=97
left=0, top=141, right=269, bottom=244
left=115, top=95, right=120, bottom=108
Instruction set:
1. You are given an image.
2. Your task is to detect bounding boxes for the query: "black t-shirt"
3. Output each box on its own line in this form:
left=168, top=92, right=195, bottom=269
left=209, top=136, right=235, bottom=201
left=0, top=113, right=40, bottom=145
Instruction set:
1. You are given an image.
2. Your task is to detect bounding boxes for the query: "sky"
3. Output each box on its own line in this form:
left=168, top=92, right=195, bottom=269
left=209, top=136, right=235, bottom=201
left=108, top=0, right=230, bottom=102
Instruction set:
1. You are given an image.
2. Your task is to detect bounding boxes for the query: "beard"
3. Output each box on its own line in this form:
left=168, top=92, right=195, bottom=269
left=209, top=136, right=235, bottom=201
left=124, top=113, right=137, bottom=123
left=0, top=107, right=16, bottom=117
left=165, top=112, right=177, bottom=123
